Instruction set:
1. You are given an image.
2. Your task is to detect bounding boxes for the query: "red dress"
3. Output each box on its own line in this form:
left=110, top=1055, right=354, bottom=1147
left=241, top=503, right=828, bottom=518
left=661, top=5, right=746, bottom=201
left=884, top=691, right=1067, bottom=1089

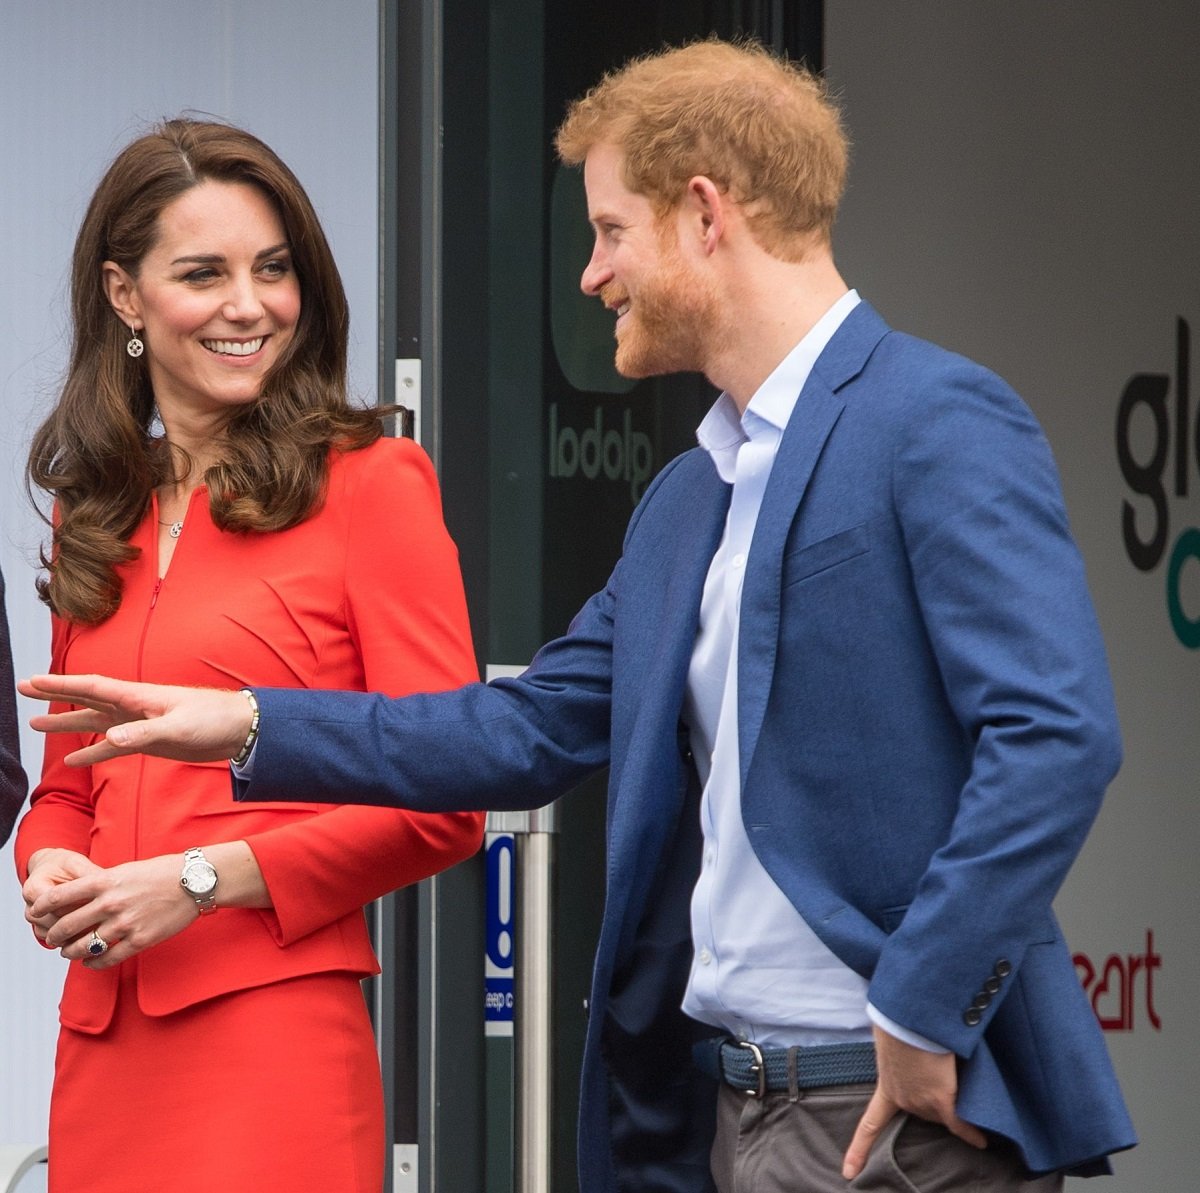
left=15, top=438, right=484, bottom=1193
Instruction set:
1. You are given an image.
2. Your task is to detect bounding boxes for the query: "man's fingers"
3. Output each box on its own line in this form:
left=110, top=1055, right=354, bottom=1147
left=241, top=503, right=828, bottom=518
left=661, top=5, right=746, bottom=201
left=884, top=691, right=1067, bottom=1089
left=62, top=739, right=126, bottom=767
left=105, top=711, right=224, bottom=761
left=28, top=707, right=120, bottom=734
left=23, top=673, right=171, bottom=760
left=30, top=709, right=154, bottom=765
left=842, top=1089, right=899, bottom=1180
left=18, top=676, right=65, bottom=703
left=59, top=712, right=196, bottom=766
left=841, top=1094, right=987, bottom=1184
left=945, top=1113, right=988, bottom=1150
left=21, top=673, right=154, bottom=709
left=24, top=678, right=251, bottom=763
left=106, top=716, right=170, bottom=750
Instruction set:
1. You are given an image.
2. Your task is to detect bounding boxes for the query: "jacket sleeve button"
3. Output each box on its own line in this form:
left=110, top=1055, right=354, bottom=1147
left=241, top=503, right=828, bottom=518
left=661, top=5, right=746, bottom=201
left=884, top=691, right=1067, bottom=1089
left=994, top=959, right=1013, bottom=978
left=963, top=1008, right=984, bottom=1027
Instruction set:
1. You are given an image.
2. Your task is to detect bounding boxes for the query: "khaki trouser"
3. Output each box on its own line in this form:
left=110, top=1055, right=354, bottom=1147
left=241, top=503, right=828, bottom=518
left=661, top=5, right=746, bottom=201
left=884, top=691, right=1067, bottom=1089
left=712, top=1082, right=1064, bottom=1193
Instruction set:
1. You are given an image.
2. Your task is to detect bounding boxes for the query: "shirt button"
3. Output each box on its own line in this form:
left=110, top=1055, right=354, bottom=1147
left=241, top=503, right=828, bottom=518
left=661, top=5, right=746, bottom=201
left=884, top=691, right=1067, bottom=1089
left=699, top=948, right=713, bottom=965
left=705, top=850, right=715, bottom=865
left=731, top=553, right=746, bottom=569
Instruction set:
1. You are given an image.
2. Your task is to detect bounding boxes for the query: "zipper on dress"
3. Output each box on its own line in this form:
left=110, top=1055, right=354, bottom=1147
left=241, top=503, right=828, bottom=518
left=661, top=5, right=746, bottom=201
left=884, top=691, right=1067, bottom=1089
left=132, top=577, right=164, bottom=864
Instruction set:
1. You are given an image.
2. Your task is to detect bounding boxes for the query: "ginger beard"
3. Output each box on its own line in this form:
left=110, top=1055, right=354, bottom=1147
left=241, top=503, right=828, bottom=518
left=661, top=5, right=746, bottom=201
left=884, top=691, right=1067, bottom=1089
left=602, top=231, right=724, bottom=380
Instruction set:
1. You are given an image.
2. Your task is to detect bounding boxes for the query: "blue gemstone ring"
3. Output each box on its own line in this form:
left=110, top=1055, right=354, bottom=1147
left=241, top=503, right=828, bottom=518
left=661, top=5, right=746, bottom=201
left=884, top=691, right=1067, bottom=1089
left=87, top=931, right=109, bottom=957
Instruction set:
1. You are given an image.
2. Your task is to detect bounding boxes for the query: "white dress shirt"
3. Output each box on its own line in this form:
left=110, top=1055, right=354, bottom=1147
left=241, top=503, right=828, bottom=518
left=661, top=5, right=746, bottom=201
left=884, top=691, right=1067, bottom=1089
left=238, top=287, right=934, bottom=1051
left=680, top=290, right=934, bottom=1051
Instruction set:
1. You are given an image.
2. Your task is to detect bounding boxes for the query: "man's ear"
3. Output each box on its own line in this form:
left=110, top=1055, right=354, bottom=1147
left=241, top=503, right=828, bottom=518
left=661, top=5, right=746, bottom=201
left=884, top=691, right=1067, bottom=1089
left=681, top=175, right=726, bottom=256
left=101, top=261, right=142, bottom=328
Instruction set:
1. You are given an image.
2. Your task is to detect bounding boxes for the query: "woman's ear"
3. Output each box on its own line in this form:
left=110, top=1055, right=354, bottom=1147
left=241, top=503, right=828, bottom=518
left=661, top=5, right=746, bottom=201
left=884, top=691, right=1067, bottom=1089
left=101, top=261, right=142, bottom=328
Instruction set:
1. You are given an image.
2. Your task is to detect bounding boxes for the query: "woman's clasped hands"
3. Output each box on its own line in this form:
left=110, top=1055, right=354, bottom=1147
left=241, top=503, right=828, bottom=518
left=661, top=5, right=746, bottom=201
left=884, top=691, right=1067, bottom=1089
left=23, top=848, right=200, bottom=969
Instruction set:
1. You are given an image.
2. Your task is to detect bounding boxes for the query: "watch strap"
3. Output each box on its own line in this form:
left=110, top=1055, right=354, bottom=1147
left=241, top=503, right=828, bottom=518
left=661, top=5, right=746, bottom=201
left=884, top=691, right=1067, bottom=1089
left=181, top=846, right=218, bottom=915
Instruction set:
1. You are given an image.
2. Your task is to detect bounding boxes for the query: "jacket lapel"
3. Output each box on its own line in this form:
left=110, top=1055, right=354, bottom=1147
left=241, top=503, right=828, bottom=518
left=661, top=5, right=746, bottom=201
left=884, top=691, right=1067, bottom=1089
left=737, top=302, right=891, bottom=788
left=611, top=453, right=729, bottom=844
left=603, top=452, right=729, bottom=968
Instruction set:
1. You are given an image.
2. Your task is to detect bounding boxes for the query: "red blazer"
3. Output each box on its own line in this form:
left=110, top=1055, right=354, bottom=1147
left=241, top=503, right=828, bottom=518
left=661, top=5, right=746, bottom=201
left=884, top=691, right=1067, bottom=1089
left=16, top=437, right=483, bottom=1032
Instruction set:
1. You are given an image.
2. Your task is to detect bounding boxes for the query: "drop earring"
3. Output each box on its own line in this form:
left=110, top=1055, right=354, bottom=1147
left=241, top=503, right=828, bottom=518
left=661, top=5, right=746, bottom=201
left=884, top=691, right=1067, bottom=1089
left=126, top=323, right=145, bottom=358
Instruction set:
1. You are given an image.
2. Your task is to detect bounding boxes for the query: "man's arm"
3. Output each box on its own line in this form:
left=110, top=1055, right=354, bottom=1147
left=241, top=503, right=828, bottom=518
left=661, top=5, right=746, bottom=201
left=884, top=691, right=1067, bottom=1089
left=240, top=574, right=619, bottom=812
left=19, top=676, right=253, bottom=765
left=22, top=562, right=623, bottom=813
left=867, top=361, right=1120, bottom=1048
left=843, top=356, right=1120, bottom=1175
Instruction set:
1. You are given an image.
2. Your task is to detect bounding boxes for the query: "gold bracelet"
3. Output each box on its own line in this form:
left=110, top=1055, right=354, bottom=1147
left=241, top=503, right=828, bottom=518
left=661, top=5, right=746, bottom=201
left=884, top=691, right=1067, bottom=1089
left=231, top=688, right=261, bottom=766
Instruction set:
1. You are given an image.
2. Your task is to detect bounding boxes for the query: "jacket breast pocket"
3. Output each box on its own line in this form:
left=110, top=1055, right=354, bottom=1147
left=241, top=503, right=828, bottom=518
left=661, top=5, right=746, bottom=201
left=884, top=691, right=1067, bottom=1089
left=782, top=523, right=870, bottom=587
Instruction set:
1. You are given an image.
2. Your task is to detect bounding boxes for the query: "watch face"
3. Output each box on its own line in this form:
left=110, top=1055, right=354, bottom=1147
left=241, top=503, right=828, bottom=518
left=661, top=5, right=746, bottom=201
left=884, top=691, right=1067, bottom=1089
left=182, top=860, right=218, bottom=896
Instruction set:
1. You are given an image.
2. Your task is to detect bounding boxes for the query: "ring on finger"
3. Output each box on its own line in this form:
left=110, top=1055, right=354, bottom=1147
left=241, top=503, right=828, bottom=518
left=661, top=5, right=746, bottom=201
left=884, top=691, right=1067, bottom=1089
left=87, top=930, right=109, bottom=957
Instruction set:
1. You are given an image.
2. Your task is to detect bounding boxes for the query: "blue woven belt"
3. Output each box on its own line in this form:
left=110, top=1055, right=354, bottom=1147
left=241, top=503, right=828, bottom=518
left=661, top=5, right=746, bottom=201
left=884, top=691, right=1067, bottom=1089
left=694, top=1037, right=877, bottom=1098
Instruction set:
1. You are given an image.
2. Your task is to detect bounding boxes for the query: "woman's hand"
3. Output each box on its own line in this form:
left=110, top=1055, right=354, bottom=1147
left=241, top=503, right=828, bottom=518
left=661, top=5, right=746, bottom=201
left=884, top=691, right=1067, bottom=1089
left=23, top=848, right=103, bottom=943
left=28, top=840, right=270, bottom=968
left=31, top=854, right=199, bottom=969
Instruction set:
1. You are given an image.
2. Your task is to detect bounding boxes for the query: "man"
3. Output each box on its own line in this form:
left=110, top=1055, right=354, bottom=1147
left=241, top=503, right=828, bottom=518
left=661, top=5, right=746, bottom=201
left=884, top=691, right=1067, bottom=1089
left=1, top=566, right=28, bottom=846
left=25, top=40, right=1133, bottom=1192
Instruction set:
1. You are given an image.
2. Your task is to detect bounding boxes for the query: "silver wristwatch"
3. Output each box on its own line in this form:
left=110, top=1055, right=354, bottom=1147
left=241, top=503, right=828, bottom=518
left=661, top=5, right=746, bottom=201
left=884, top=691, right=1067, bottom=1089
left=180, top=847, right=219, bottom=915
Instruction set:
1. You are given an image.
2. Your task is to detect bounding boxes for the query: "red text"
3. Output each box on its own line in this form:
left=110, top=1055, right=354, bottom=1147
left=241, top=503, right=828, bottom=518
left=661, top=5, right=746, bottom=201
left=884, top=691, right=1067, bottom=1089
left=1074, top=929, right=1162, bottom=1032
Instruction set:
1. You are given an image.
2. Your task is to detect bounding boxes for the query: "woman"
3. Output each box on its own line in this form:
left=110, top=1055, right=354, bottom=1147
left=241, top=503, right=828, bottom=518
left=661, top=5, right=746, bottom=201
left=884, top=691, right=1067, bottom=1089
left=16, top=119, right=483, bottom=1192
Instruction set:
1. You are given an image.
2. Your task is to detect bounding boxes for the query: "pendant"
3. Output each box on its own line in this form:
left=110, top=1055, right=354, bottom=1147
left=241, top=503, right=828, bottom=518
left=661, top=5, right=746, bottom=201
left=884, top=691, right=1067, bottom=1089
left=169, top=521, right=184, bottom=539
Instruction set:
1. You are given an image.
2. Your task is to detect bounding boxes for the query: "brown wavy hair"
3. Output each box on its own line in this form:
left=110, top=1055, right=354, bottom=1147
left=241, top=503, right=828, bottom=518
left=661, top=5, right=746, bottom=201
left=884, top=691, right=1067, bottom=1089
left=555, top=38, right=848, bottom=261
left=29, top=118, right=390, bottom=625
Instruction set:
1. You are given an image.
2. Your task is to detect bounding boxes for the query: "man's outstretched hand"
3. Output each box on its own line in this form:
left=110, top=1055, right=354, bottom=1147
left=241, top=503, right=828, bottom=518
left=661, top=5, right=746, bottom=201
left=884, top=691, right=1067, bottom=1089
left=20, top=674, right=252, bottom=767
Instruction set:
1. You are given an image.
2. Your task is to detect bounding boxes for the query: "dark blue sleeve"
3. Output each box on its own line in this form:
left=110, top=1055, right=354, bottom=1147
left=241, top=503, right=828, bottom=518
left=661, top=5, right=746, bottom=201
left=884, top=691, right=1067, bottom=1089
left=232, top=448, right=697, bottom=813
left=0, top=568, right=28, bottom=845
left=235, top=567, right=622, bottom=812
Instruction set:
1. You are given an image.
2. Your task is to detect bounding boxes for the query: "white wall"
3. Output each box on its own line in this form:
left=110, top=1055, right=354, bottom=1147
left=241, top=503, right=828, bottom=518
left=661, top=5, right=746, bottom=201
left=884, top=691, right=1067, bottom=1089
left=0, top=0, right=379, bottom=1147
left=826, top=3, right=1198, bottom=1187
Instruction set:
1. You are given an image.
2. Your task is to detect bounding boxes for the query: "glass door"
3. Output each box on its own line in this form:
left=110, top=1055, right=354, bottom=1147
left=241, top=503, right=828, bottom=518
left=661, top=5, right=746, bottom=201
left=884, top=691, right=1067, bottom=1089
left=381, top=3, right=823, bottom=1190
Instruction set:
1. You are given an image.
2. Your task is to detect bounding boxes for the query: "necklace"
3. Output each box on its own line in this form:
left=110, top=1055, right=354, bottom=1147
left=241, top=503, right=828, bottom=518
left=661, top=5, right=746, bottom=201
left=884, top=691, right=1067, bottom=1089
left=158, top=519, right=184, bottom=539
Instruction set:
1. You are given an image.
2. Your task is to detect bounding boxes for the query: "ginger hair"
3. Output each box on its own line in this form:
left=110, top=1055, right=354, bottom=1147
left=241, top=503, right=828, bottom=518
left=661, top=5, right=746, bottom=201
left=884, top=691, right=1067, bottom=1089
left=555, top=38, right=848, bottom=261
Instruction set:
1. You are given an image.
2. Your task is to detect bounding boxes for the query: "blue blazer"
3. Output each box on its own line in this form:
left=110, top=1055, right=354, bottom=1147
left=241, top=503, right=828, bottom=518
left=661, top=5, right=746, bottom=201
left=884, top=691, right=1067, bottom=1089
left=241, top=303, right=1135, bottom=1189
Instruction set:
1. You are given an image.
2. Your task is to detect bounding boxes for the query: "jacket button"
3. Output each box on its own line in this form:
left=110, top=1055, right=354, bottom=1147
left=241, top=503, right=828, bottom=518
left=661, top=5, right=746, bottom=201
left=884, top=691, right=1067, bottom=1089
left=963, top=1008, right=983, bottom=1027
left=983, top=976, right=1001, bottom=994
left=973, top=992, right=991, bottom=1010
left=994, top=959, right=1012, bottom=978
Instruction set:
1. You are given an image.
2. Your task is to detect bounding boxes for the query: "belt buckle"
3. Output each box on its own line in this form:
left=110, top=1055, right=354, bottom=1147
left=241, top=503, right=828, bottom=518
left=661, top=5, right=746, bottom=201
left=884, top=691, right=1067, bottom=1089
left=731, top=1039, right=768, bottom=1098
